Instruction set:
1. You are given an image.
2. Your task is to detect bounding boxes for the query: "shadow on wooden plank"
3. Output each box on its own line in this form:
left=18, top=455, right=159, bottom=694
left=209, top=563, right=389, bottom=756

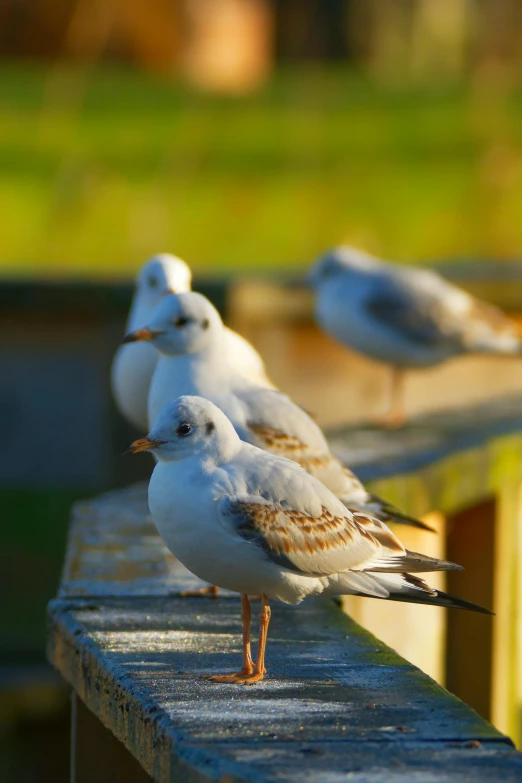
left=74, top=695, right=151, bottom=783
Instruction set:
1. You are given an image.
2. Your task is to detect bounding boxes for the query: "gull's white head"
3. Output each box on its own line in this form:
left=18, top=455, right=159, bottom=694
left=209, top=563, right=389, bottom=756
left=307, top=246, right=381, bottom=288
left=125, top=395, right=240, bottom=463
left=135, top=254, right=192, bottom=310
left=123, top=291, right=223, bottom=356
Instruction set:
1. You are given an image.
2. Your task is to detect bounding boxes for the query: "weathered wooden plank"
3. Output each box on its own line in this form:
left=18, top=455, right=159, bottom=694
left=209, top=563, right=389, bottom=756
left=331, top=396, right=522, bottom=519
left=48, top=596, right=522, bottom=783
left=331, top=395, right=522, bottom=481
left=59, top=482, right=189, bottom=598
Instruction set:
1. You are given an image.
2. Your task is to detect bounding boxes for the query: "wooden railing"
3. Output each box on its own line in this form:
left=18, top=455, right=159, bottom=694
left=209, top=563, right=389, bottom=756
left=329, top=396, right=522, bottom=741
left=48, top=395, right=522, bottom=781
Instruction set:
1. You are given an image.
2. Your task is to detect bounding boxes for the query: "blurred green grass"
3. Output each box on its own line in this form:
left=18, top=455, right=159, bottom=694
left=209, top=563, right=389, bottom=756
left=1, top=62, right=522, bottom=277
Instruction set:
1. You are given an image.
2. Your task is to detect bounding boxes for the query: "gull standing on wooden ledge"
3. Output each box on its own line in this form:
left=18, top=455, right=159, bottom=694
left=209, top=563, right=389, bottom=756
left=126, top=395, right=492, bottom=684
left=308, top=247, right=522, bottom=426
left=112, top=252, right=271, bottom=430
left=123, top=291, right=432, bottom=533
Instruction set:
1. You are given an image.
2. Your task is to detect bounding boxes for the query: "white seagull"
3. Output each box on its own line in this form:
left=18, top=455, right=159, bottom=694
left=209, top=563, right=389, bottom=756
left=308, top=246, right=522, bottom=425
left=123, top=291, right=432, bottom=533
left=126, top=395, right=491, bottom=684
left=112, top=253, right=271, bottom=430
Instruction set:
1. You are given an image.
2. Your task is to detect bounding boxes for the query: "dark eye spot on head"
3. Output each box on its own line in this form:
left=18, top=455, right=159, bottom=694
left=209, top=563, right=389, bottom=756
left=176, top=422, right=192, bottom=437
left=174, top=316, right=189, bottom=328
left=148, top=276, right=158, bottom=288
left=206, top=420, right=215, bottom=435
left=202, top=318, right=210, bottom=330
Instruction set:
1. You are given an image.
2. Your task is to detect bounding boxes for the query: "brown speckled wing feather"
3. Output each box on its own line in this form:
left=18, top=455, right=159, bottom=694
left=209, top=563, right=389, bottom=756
left=218, top=494, right=403, bottom=577
left=248, top=420, right=344, bottom=472
left=246, top=421, right=368, bottom=502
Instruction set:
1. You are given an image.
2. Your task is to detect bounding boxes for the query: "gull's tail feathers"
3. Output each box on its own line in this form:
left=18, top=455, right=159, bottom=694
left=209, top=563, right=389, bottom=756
left=364, top=549, right=462, bottom=574
left=366, top=494, right=436, bottom=533
left=335, top=571, right=493, bottom=615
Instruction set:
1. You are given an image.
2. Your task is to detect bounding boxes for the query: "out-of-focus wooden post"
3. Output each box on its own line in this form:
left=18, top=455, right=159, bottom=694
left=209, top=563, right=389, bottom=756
left=491, top=480, right=522, bottom=743
left=446, top=478, right=522, bottom=743
left=446, top=499, right=495, bottom=722
left=181, top=0, right=274, bottom=93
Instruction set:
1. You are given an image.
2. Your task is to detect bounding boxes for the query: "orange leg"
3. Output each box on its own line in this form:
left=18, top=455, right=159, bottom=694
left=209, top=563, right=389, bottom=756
left=203, top=595, right=254, bottom=682
left=203, top=595, right=271, bottom=685
left=180, top=584, right=220, bottom=598
left=374, top=367, right=406, bottom=428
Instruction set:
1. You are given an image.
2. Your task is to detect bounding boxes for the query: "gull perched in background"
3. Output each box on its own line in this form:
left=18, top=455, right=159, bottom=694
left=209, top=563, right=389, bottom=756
left=112, top=253, right=271, bottom=430
left=308, top=246, right=522, bottom=425
left=123, top=291, right=431, bottom=533
left=126, top=395, right=491, bottom=684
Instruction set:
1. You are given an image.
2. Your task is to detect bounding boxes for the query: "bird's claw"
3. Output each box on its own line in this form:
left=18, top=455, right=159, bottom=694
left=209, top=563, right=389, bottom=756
left=201, top=670, right=265, bottom=685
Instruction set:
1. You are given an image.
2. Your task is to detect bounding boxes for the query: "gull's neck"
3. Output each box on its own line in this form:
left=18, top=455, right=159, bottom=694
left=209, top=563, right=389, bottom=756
left=201, top=438, right=242, bottom=470
left=127, top=295, right=156, bottom=332
left=159, top=341, right=232, bottom=398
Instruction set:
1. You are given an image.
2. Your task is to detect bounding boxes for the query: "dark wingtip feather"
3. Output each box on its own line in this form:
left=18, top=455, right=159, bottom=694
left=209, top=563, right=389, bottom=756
left=400, top=573, right=493, bottom=614
left=432, top=589, right=494, bottom=615
left=389, top=582, right=494, bottom=615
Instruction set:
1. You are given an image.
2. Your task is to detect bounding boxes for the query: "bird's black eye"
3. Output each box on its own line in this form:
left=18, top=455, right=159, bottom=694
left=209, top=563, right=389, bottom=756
left=202, top=318, right=210, bottom=330
left=148, top=276, right=158, bottom=288
left=176, top=422, right=192, bottom=437
left=174, top=317, right=189, bottom=328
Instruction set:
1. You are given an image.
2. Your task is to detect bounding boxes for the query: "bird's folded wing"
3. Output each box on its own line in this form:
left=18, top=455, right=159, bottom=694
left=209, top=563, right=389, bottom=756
left=365, top=274, right=456, bottom=347
left=217, top=493, right=404, bottom=577
left=239, top=388, right=368, bottom=503
left=462, top=296, right=520, bottom=351
left=240, top=388, right=329, bottom=454
left=366, top=270, right=519, bottom=351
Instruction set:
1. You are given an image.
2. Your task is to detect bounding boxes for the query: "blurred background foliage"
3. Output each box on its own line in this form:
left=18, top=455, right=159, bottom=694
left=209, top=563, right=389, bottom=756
left=1, top=0, right=522, bottom=277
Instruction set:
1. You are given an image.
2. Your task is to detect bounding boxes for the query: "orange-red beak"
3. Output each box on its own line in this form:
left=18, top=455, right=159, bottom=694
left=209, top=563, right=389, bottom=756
left=122, top=327, right=164, bottom=344
left=123, top=437, right=166, bottom=455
